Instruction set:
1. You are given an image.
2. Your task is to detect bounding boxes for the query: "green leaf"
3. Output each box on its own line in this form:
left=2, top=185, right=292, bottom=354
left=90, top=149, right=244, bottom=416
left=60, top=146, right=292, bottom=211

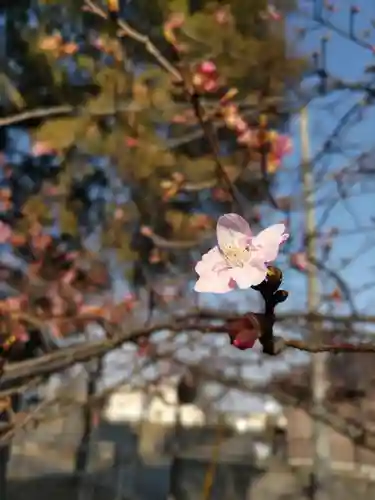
left=76, top=55, right=95, bottom=73
left=60, top=207, right=78, bottom=236
left=33, top=116, right=92, bottom=150
left=22, top=195, right=51, bottom=221
left=169, top=0, right=188, bottom=14
left=0, top=74, right=26, bottom=109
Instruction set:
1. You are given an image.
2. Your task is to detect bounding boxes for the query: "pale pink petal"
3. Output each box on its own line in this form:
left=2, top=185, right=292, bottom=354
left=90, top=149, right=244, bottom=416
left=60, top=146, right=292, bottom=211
left=217, top=213, right=252, bottom=250
left=229, top=262, right=267, bottom=289
left=194, top=270, right=233, bottom=293
left=252, top=224, right=286, bottom=262
left=195, top=246, right=226, bottom=276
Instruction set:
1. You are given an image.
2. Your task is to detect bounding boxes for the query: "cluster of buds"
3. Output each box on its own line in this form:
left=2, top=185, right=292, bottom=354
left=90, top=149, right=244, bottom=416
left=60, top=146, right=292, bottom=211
left=163, top=9, right=291, bottom=171
left=163, top=13, right=221, bottom=93
left=192, top=61, right=220, bottom=93
left=225, top=267, right=288, bottom=353
left=220, top=97, right=293, bottom=173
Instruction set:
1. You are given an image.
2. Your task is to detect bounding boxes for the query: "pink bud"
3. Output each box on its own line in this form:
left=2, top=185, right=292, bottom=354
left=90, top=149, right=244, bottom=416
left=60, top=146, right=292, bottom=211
left=234, top=118, right=249, bottom=134
left=125, top=137, right=138, bottom=147
left=203, top=79, right=218, bottom=93
left=290, top=252, right=308, bottom=271
left=140, top=225, right=153, bottom=237
left=233, top=334, right=257, bottom=350
left=227, top=315, right=260, bottom=351
left=199, top=61, right=217, bottom=74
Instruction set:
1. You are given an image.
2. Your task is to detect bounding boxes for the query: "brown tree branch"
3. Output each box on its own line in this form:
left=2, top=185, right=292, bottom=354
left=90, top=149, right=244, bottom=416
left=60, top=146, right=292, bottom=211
left=2, top=314, right=375, bottom=389
left=283, top=339, right=375, bottom=353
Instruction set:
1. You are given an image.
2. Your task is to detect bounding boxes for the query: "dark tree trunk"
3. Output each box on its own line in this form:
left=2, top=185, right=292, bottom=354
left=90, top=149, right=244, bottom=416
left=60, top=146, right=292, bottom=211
left=73, top=360, right=102, bottom=500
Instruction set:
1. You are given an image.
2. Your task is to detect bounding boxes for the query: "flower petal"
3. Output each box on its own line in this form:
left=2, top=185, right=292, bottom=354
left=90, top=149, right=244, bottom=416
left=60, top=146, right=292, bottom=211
left=195, top=246, right=226, bottom=276
left=230, top=262, right=267, bottom=289
left=194, top=270, right=233, bottom=293
left=216, top=213, right=252, bottom=251
left=252, top=224, right=286, bottom=262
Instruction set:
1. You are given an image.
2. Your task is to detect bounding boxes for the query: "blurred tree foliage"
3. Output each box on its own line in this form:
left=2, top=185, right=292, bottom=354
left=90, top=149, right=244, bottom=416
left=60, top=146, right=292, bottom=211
left=1, top=0, right=305, bottom=300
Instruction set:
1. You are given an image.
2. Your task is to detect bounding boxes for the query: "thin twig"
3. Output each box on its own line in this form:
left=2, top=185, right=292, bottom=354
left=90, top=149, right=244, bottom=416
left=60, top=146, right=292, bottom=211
left=283, top=339, right=375, bottom=353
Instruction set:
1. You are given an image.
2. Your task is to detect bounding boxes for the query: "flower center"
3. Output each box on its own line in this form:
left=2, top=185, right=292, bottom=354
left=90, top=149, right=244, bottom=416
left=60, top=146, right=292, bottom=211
left=221, top=244, right=251, bottom=268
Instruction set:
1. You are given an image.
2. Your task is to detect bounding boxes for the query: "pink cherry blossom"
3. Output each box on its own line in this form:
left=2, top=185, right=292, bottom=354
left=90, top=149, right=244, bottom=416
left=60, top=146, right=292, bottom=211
left=194, top=213, right=289, bottom=293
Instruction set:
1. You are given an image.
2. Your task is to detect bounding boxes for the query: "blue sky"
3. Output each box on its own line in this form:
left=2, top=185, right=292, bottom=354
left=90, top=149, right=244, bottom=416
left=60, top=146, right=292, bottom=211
left=274, top=0, right=375, bottom=314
